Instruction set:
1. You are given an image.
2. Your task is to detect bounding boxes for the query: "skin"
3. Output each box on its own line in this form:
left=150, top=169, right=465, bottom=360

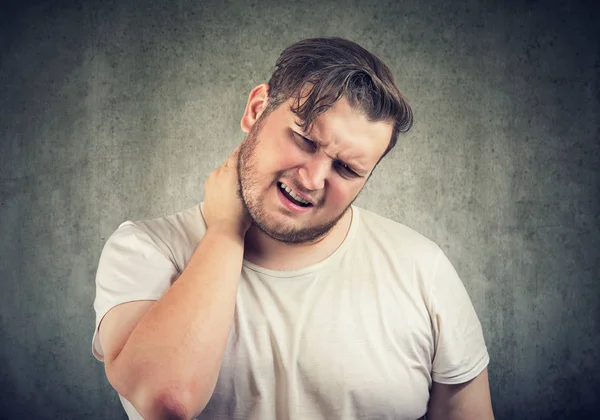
left=238, top=83, right=391, bottom=270
left=97, top=83, right=494, bottom=419
left=428, top=369, right=495, bottom=420
left=100, top=147, right=249, bottom=419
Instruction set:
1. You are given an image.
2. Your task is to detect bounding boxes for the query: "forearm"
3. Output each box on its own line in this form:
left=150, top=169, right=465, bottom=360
left=107, top=226, right=244, bottom=418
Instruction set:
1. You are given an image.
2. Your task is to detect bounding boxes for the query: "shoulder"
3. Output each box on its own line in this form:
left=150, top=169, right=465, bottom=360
left=133, top=204, right=207, bottom=246
left=105, top=204, right=207, bottom=272
left=353, top=205, right=441, bottom=261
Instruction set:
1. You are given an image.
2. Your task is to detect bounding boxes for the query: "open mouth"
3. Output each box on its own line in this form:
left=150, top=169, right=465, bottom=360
left=278, top=182, right=313, bottom=208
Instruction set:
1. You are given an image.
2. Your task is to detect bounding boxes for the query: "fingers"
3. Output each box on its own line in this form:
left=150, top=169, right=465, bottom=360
left=224, top=143, right=242, bottom=168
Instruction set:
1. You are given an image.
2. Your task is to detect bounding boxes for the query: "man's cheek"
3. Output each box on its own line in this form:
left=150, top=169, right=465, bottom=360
left=324, top=186, right=345, bottom=207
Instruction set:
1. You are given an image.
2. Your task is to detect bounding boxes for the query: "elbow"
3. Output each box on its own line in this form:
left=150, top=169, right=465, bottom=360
left=105, top=361, right=211, bottom=419
left=109, top=374, right=209, bottom=420
left=143, top=389, right=195, bottom=420
left=136, top=387, right=210, bottom=420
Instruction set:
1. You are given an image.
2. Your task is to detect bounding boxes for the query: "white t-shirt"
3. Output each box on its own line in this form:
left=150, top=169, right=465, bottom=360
left=93, top=204, right=489, bottom=420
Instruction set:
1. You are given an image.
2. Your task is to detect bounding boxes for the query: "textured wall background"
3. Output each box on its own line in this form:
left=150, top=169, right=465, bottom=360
left=1, top=0, right=598, bottom=418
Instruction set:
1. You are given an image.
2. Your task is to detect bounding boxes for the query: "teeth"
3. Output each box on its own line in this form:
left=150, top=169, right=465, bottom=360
left=280, top=182, right=310, bottom=205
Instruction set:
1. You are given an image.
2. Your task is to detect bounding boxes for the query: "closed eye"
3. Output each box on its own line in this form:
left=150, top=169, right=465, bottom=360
left=293, top=131, right=362, bottom=178
left=303, top=136, right=318, bottom=150
left=335, top=160, right=360, bottom=178
left=293, top=132, right=318, bottom=152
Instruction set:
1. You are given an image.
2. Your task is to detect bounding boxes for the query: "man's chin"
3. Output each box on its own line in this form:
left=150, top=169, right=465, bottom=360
left=249, top=214, right=338, bottom=245
left=269, top=229, right=329, bottom=245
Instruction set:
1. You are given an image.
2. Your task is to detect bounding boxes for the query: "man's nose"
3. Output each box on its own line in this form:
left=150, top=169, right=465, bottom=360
left=298, top=156, right=329, bottom=191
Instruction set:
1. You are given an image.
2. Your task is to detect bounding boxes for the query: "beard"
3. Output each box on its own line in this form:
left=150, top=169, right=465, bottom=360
left=237, top=116, right=353, bottom=244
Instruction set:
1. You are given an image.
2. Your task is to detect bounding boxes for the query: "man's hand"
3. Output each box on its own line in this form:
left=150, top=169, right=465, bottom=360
left=203, top=144, right=251, bottom=237
left=100, top=143, right=252, bottom=419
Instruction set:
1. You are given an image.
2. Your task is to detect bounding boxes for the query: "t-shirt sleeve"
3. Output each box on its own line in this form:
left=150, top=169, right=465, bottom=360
left=429, top=248, right=489, bottom=384
left=92, top=221, right=180, bottom=361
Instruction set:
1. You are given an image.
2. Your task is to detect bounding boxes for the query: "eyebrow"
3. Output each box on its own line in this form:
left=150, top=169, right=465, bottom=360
left=297, top=132, right=369, bottom=175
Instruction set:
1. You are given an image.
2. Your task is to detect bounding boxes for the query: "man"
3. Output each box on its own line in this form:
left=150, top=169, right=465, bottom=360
left=93, top=37, right=494, bottom=420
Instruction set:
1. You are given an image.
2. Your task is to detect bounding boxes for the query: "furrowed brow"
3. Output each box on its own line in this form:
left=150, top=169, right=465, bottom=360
left=335, top=153, right=368, bottom=175
left=295, top=128, right=369, bottom=175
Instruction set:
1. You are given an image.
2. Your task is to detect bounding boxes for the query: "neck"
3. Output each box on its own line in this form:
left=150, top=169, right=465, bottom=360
left=243, top=208, right=353, bottom=271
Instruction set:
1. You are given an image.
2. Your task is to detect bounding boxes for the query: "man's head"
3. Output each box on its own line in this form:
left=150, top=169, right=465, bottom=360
left=237, top=37, right=413, bottom=244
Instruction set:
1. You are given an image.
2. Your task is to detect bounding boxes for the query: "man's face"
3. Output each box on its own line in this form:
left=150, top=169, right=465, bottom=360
left=238, top=95, right=392, bottom=244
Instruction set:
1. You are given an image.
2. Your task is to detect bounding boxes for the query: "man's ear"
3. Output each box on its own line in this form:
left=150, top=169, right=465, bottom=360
left=241, top=84, right=269, bottom=133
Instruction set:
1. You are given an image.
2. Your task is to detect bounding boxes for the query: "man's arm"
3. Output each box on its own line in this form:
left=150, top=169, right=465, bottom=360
left=98, top=146, right=250, bottom=420
left=427, top=368, right=495, bottom=420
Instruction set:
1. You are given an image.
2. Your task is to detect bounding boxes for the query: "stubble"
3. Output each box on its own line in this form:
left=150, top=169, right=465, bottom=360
left=236, top=116, right=352, bottom=244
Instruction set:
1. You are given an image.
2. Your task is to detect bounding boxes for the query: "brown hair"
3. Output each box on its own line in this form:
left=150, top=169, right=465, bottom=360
left=265, top=37, right=413, bottom=158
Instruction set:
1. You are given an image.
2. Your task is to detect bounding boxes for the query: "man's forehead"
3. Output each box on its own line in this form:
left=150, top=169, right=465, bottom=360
left=288, top=100, right=392, bottom=170
left=298, top=98, right=389, bottom=139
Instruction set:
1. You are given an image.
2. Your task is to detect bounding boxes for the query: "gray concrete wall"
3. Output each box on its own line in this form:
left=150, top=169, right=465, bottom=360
left=1, top=0, right=598, bottom=418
